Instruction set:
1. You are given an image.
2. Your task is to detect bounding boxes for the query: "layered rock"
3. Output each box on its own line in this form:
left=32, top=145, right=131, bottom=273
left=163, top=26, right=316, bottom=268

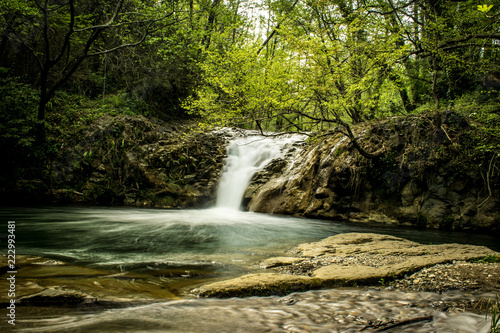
left=43, top=115, right=228, bottom=207
left=193, top=233, right=499, bottom=297
left=246, top=112, right=500, bottom=232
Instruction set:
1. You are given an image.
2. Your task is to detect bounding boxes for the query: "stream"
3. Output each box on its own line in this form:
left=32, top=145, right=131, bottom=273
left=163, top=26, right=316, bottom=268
left=1, top=132, right=499, bottom=332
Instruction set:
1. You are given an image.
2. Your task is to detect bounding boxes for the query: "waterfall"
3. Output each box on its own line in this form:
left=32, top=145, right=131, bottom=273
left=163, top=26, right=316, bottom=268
left=216, top=133, right=306, bottom=210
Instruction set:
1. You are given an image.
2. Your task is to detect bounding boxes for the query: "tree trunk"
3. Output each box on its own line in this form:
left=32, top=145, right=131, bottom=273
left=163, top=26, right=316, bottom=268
left=203, top=0, right=222, bottom=49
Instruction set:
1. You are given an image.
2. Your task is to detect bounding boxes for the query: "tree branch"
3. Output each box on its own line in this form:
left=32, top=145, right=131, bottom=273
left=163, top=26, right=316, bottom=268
left=293, top=110, right=385, bottom=159
left=257, top=0, right=300, bottom=55
left=52, top=0, right=75, bottom=66
left=86, top=14, right=182, bottom=56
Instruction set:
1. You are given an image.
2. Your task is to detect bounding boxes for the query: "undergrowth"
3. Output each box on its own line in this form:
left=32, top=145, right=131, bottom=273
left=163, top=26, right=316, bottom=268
left=477, top=295, right=500, bottom=333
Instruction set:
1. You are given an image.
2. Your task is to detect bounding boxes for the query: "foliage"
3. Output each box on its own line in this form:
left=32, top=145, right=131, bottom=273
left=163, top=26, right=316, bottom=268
left=0, top=76, right=40, bottom=185
left=469, top=255, right=500, bottom=263
left=184, top=0, right=500, bottom=136
left=1, top=0, right=499, bottom=193
left=1, top=0, right=184, bottom=129
left=478, top=295, right=500, bottom=333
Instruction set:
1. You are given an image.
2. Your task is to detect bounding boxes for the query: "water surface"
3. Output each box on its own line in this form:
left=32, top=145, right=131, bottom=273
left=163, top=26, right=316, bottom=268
left=1, top=206, right=499, bottom=332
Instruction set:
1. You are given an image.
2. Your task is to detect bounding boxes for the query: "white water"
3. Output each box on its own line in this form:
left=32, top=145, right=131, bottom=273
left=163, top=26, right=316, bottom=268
left=216, top=134, right=306, bottom=210
left=17, top=289, right=494, bottom=332
left=3, top=132, right=499, bottom=333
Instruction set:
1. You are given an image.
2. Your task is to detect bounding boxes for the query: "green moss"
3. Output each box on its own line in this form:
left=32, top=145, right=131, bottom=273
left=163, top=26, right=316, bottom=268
left=469, top=255, right=500, bottom=263
left=440, top=215, right=455, bottom=231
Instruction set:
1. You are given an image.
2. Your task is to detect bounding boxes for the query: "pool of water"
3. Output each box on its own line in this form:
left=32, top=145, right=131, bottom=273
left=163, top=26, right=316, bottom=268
left=1, top=206, right=498, bottom=332
left=2, top=206, right=498, bottom=273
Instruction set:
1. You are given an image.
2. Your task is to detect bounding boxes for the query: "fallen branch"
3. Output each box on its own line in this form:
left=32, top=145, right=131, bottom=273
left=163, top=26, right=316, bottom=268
left=360, top=315, right=433, bottom=331
left=440, top=125, right=452, bottom=142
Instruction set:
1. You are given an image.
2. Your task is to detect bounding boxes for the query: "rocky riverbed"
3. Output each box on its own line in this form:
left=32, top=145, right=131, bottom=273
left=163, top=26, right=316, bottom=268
left=193, top=233, right=500, bottom=298
left=390, top=261, right=500, bottom=293
left=2, top=233, right=498, bottom=311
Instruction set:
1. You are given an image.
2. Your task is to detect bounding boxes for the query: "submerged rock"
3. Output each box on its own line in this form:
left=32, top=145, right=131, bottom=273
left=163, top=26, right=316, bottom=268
left=192, top=233, right=499, bottom=298
left=19, top=288, right=94, bottom=306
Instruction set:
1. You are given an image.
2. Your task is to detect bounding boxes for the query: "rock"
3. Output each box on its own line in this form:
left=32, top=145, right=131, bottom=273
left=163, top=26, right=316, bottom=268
left=391, top=261, right=500, bottom=292
left=401, top=180, right=420, bottom=206
left=192, top=233, right=499, bottom=298
left=192, top=273, right=321, bottom=298
left=247, top=112, right=500, bottom=232
left=19, top=288, right=95, bottom=306
left=42, top=115, right=227, bottom=207
left=260, top=257, right=305, bottom=268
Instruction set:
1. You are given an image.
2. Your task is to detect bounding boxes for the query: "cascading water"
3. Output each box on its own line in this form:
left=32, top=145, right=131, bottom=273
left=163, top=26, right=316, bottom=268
left=215, top=133, right=305, bottom=210
left=3, top=132, right=500, bottom=333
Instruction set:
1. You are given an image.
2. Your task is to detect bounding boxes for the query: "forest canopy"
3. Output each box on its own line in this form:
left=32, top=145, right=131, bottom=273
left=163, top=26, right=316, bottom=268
left=1, top=0, right=499, bottom=138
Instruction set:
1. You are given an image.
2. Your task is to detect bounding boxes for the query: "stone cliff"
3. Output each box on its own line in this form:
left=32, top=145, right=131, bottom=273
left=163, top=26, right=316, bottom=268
left=8, top=115, right=227, bottom=208
left=245, top=112, right=499, bottom=232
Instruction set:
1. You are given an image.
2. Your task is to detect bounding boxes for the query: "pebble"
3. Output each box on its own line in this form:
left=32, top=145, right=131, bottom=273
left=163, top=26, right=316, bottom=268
left=390, top=261, right=500, bottom=293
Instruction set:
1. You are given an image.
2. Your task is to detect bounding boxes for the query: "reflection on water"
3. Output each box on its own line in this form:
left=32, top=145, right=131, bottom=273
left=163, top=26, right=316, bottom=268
left=16, top=289, right=494, bottom=333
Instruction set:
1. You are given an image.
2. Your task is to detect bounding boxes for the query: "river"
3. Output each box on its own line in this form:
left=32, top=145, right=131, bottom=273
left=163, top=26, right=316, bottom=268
left=1, top=132, right=498, bottom=332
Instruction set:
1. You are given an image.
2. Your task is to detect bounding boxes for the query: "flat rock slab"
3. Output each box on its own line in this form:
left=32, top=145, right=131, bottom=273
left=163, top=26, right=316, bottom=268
left=260, top=257, right=305, bottom=268
left=192, top=273, right=322, bottom=298
left=193, top=233, right=499, bottom=297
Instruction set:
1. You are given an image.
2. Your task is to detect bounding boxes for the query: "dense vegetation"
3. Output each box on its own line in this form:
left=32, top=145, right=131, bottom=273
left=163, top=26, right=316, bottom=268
left=0, top=0, right=499, bottom=202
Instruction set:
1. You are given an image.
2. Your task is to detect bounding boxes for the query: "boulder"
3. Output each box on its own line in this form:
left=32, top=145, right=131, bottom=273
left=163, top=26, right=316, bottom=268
left=192, top=233, right=499, bottom=298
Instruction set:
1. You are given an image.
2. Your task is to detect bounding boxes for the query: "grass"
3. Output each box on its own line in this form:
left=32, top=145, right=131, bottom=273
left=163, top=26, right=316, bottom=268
left=477, top=295, right=500, bottom=333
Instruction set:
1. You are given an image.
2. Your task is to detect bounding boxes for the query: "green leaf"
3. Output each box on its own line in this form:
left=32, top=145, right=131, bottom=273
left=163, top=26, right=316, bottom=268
left=477, top=4, right=494, bottom=13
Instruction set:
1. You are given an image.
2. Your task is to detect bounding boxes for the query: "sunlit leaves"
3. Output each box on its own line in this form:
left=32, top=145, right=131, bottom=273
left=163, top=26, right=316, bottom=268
left=477, top=5, right=494, bottom=13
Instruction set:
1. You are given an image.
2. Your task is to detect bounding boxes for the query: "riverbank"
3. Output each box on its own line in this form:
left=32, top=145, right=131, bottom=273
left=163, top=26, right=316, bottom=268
left=246, top=111, right=500, bottom=233
left=193, top=233, right=500, bottom=298
left=2, top=111, right=499, bottom=233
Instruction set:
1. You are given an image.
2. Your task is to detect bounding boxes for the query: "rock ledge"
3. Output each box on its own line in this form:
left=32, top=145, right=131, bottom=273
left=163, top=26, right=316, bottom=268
left=192, top=233, right=499, bottom=297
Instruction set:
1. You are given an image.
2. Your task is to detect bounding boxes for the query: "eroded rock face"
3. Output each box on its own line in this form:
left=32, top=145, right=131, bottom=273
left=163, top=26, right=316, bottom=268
left=192, top=233, right=499, bottom=298
left=247, top=112, right=500, bottom=232
left=46, top=115, right=227, bottom=208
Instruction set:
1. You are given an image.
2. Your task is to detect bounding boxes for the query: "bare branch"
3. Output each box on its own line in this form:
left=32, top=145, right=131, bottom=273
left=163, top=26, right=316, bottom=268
left=108, top=0, right=124, bottom=26
left=478, top=155, right=496, bottom=208
left=87, top=15, right=184, bottom=56
left=52, top=0, right=75, bottom=66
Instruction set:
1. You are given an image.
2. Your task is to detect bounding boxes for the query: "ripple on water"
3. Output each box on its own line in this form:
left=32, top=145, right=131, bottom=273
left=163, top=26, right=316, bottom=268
left=16, top=289, right=495, bottom=333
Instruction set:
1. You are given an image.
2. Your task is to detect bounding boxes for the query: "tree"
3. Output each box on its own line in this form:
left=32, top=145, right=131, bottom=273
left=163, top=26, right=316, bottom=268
left=1, top=0, right=177, bottom=141
left=185, top=0, right=499, bottom=159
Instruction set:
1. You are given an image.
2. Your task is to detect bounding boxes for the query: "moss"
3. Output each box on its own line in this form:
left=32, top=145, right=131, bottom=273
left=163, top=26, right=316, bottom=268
left=469, top=255, right=500, bottom=263
left=440, top=215, right=455, bottom=231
